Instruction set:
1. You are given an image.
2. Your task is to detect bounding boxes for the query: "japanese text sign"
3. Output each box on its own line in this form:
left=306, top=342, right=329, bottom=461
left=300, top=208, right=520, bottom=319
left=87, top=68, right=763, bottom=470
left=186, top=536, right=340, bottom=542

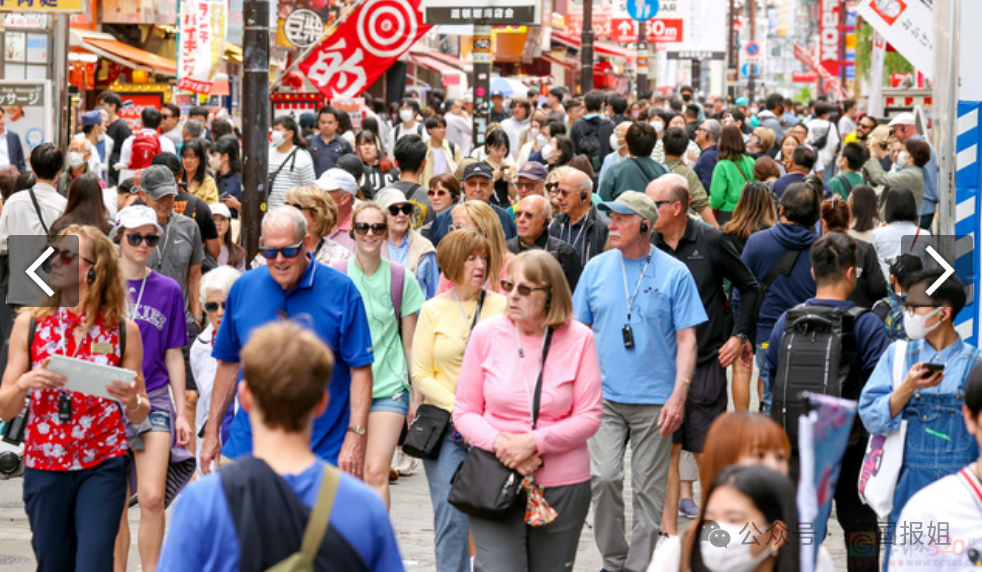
left=178, top=0, right=227, bottom=94
left=0, top=0, right=84, bottom=13
left=856, top=0, right=933, bottom=79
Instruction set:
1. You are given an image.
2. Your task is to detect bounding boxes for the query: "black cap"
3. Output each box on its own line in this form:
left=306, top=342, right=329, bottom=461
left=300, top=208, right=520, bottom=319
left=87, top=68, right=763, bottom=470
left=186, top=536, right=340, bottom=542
left=462, top=161, right=494, bottom=181
left=336, top=154, right=364, bottom=181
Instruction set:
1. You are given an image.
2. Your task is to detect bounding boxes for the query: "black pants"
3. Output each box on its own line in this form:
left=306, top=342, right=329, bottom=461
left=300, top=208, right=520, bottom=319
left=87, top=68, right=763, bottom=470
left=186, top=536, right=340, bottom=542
left=835, top=441, right=881, bottom=572
left=23, top=456, right=129, bottom=572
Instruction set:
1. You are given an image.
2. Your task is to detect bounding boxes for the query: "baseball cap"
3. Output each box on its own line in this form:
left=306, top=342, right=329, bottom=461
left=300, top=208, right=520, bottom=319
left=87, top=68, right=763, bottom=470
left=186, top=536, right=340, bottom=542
left=599, top=191, right=659, bottom=223
left=139, top=165, right=178, bottom=200
left=735, top=97, right=749, bottom=106
left=462, top=162, right=494, bottom=181
left=82, top=110, right=103, bottom=127
left=298, top=112, right=317, bottom=129
left=336, top=154, right=365, bottom=181
left=375, top=188, right=411, bottom=210
left=111, top=205, right=163, bottom=240
left=888, top=112, right=916, bottom=127
left=209, top=202, right=232, bottom=219
left=516, top=161, right=547, bottom=181
left=315, top=168, right=358, bottom=195
left=491, top=90, right=505, bottom=98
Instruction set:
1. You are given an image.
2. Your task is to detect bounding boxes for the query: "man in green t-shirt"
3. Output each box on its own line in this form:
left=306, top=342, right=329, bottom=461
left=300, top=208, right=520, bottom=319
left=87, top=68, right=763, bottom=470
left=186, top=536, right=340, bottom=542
left=829, top=141, right=868, bottom=199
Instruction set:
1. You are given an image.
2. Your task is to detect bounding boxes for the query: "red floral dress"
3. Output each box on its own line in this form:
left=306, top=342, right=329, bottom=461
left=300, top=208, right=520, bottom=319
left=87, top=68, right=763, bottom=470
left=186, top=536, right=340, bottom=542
left=24, top=311, right=128, bottom=471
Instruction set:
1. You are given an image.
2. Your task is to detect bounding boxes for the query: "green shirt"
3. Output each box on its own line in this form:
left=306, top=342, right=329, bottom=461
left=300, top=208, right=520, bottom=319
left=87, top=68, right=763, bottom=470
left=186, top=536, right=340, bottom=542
left=828, top=171, right=865, bottom=200
left=598, top=156, right=669, bottom=201
left=709, top=155, right=756, bottom=212
left=347, top=259, right=425, bottom=398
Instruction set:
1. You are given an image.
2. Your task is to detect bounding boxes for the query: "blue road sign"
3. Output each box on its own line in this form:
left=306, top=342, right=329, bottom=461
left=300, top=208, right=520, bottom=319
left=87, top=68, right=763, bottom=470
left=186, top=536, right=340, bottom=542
left=746, top=42, right=760, bottom=57
left=627, top=0, right=658, bottom=21
left=741, top=63, right=759, bottom=77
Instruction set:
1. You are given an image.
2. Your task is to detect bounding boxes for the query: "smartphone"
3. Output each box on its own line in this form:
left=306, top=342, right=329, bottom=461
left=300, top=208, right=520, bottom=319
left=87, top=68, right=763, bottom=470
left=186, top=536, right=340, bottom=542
left=221, top=192, right=232, bottom=199
left=922, top=363, right=945, bottom=374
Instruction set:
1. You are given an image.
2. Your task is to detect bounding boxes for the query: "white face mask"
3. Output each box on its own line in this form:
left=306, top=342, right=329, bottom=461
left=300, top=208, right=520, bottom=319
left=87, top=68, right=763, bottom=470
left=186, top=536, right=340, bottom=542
left=699, top=521, right=775, bottom=572
left=651, top=120, right=664, bottom=134
left=208, top=155, right=223, bottom=171
left=399, top=109, right=415, bottom=123
left=535, top=134, right=549, bottom=148
left=749, top=107, right=759, bottom=115
left=610, top=133, right=623, bottom=151
left=529, top=128, right=540, bottom=139
left=68, top=152, right=86, bottom=169
left=540, top=144, right=553, bottom=159
left=897, top=150, right=911, bottom=168
left=904, top=307, right=942, bottom=340
left=271, top=131, right=287, bottom=147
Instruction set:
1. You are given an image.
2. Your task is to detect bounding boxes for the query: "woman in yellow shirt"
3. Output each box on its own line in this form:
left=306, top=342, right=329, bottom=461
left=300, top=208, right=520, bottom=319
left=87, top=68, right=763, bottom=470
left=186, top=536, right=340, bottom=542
left=181, top=138, right=220, bottom=204
left=411, top=229, right=506, bottom=572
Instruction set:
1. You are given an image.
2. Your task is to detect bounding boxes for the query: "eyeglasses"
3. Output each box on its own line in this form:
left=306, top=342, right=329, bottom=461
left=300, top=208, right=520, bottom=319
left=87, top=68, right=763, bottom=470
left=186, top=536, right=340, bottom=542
left=427, top=188, right=449, bottom=198
left=388, top=204, right=414, bottom=216
left=546, top=183, right=559, bottom=193
left=515, top=181, right=540, bottom=190
left=654, top=200, right=679, bottom=208
left=125, top=234, right=161, bottom=247
left=204, top=301, right=227, bottom=313
left=50, top=247, right=95, bottom=267
left=514, top=210, right=538, bottom=220
left=286, top=202, right=308, bottom=211
left=259, top=242, right=304, bottom=259
left=353, top=222, right=387, bottom=236
left=901, top=302, right=938, bottom=310
left=500, top=279, right=548, bottom=296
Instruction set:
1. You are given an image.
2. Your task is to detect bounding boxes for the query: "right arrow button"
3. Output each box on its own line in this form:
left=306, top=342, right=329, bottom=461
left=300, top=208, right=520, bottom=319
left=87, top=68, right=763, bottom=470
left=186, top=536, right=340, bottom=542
left=925, top=245, right=954, bottom=296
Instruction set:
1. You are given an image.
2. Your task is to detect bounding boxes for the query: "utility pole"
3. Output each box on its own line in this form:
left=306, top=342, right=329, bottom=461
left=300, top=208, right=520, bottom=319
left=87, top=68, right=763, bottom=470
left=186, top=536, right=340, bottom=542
left=727, top=0, right=738, bottom=100
left=747, top=0, right=756, bottom=102
left=241, top=0, right=270, bottom=263
left=472, top=26, right=492, bottom=148
left=637, top=20, right=648, bottom=97
left=581, top=0, right=594, bottom=92
left=52, top=15, right=70, bottom=152
left=839, top=0, right=847, bottom=90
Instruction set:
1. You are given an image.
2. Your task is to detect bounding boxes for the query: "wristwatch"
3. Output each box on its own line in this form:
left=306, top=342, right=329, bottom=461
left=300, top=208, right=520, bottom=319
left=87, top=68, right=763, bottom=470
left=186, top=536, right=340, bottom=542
left=347, top=425, right=366, bottom=437
left=735, top=333, right=750, bottom=346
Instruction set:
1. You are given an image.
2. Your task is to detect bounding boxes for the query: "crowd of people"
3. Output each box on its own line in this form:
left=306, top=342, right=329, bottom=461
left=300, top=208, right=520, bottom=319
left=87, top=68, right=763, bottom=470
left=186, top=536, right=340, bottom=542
left=0, top=83, right=974, bottom=572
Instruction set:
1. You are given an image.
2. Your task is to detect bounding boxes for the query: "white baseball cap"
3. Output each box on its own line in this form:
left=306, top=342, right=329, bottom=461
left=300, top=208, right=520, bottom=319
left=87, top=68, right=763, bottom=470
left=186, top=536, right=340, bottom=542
left=110, top=205, right=163, bottom=240
left=375, top=188, right=411, bottom=211
left=888, top=112, right=916, bottom=127
left=315, top=168, right=359, bottom=195
left=209, top=202, right=232, bottom=219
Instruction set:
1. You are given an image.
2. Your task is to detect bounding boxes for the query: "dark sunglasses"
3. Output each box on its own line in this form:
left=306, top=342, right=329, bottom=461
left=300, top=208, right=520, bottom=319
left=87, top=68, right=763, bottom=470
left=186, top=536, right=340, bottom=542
left=546, top=183, right=559, bottom=193
left=353, top=222, right=387, bottom=236
left=500, top=279, right=548, bottom=296
left=654, top=200, right=679, bottom=208
left=204, top=301, right=227, bottom=313
left=125, top=234, right=161, bottom=247
left=427, top=188, right=449, bottom=197
left=259, top=242, right=304, bottom=259
left=50, top=247, right=95, bottom=267
left=388, top=204, right=414, bottom=216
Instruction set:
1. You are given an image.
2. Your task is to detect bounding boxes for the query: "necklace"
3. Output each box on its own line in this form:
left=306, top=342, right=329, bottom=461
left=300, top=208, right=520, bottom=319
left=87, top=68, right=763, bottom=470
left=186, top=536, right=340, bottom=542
left=452, top=287, right=473, bottom=325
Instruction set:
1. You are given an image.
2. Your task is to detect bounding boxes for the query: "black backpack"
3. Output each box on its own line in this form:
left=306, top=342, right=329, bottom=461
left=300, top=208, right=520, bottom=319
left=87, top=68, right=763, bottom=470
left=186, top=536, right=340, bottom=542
left=579, top=125, right=604, bottom=171
left=770, top=304, right=866, bottom=452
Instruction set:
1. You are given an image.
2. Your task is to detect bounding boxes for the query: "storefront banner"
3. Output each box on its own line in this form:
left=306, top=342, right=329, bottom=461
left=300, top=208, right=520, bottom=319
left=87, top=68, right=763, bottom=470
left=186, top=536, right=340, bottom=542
left=856, top=0, right=933, bottom=79
left=299, top=0, right=432, bottom=98
left=178, top=0, right=228, bottom=94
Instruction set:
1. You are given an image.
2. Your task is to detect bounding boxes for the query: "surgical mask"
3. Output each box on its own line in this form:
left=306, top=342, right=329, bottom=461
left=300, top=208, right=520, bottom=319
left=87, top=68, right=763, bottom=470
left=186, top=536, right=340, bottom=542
left=749, top=107, right=759, bottom=115
left=897, top=151, right=911, bottom=168
left=904, top=307, right=943, bottom=340
left=682, top=93, right=692, bottom=102
left=68, top=152, right=86, bottom=169
left=610, top=133, right=623, bottom=151
left=699, top=522, right=775, bottom=572
left=208, top=155, right=223, bottom=171
left=535, top=134, right=548, bottom=147
left=529, top=128, right=540, bottom=139
left=271, top=131, right=287, bottom=147
left=399, top=109, right=415, bottom=123
left=540, top=144, right=553, bottom=159
left=651, top=120, right=664, bottom=134
left=631, top=109, right=640, bottom=119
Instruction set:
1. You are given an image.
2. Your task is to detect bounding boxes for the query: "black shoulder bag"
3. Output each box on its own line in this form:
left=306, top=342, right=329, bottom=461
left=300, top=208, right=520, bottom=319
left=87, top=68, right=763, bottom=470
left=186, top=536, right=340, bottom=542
left=447, top=326, right=554, bottom=519
left=403, top=290, right=486, bottom=459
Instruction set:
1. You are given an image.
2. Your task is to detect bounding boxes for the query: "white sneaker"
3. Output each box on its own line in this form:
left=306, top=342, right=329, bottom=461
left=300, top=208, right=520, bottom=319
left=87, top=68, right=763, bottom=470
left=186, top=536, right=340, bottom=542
left=393, top=449, right=418, bottom=476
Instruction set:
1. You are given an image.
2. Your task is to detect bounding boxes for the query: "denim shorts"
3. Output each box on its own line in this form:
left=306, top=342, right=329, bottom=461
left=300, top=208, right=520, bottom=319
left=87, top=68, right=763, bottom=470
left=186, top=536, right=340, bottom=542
left=370, top=390, right=409, bottom=415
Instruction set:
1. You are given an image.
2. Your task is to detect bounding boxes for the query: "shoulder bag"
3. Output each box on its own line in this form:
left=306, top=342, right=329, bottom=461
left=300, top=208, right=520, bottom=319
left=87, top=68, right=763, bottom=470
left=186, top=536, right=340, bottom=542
left=857, top=340, right=909, bottom=519
left=447, top=326, right=554, bottom=519
left=403, top=290, right=486, bottom=460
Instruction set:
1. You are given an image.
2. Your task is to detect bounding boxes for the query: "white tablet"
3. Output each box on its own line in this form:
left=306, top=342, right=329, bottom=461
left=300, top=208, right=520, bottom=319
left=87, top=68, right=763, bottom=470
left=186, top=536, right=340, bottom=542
left=45, top=355, right=137, bottom=402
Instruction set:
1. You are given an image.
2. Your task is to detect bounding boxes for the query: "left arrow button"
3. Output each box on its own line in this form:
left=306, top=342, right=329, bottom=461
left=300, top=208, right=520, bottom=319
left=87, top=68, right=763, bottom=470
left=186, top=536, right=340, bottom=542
left=27, top=247, right=54, bottom=297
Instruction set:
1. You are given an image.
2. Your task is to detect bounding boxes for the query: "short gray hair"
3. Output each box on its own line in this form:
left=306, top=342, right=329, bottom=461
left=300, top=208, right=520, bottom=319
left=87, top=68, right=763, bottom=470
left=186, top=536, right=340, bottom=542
left=702, top=119, right=722, bottom=142
left=262, top=205, right=307, bottom=244
left=199, top=265, right=241, bottom=306
left=183, top=119, right=204, bottom=139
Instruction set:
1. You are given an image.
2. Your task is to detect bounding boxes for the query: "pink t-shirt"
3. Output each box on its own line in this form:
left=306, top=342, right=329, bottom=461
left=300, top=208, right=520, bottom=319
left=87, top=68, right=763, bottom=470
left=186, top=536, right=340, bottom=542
left=452, top=315, right=603, bottom=487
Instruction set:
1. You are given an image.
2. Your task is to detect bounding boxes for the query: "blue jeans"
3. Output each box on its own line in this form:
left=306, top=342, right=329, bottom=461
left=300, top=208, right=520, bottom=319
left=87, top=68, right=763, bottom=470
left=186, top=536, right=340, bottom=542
left=422, top=427, right=470, bottom=572
left=756, top=341, right=772, bottom=414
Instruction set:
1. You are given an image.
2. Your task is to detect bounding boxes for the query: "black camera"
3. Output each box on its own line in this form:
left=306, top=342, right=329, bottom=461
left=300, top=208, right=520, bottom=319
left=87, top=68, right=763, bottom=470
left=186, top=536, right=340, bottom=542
left=622, top=324, right=635, bottom=349
left=2, top=398, right=29, bottom=446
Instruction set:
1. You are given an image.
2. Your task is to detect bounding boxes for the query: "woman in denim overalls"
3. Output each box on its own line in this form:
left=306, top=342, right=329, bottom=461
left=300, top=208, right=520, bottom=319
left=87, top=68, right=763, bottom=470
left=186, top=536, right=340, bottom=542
left=860, top=271, right=982, bottom=569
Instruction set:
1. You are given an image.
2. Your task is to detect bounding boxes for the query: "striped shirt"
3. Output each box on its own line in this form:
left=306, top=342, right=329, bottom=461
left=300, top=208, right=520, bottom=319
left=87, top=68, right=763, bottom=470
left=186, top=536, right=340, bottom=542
left=267, top=146, right=315, bottom=208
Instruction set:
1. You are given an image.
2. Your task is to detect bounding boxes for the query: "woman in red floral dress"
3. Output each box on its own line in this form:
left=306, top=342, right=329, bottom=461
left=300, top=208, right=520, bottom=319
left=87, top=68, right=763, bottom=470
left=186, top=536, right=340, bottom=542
left=0, top=224, right=146, bottom=572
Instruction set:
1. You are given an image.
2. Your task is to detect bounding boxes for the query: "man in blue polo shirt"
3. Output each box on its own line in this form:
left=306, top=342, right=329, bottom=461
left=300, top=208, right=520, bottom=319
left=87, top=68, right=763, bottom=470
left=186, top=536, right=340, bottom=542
left=308, top=105, right=354, bottom=177
left=200, top=206, right=374, bottom=477
left=573, top=191, right=706, bottom=572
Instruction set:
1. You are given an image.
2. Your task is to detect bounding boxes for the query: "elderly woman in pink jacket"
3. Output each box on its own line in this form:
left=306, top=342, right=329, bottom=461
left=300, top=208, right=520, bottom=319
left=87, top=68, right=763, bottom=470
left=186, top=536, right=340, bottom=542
left=453, top=250, right=602, bottom=572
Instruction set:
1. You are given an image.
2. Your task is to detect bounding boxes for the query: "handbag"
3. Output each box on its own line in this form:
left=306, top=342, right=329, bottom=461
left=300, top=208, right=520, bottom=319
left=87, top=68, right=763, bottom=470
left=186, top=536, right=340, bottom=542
left=857, top=340, right=909, bottom=519
left=403, top=290, right=486, bottom=460
left=447, top=327, right=554, bottom=520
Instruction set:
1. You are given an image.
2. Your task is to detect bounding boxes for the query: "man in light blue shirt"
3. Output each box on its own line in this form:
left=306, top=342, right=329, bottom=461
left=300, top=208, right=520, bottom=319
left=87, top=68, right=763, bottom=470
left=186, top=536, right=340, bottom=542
left=574, top=191, right=706, bottom=572
left=888, top=113, right=938, bottom=229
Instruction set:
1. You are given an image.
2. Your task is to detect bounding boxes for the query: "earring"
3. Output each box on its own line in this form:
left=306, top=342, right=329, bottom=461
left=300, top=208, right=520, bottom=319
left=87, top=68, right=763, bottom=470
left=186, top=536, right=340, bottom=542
left=87, top=267, right=96, bottom=284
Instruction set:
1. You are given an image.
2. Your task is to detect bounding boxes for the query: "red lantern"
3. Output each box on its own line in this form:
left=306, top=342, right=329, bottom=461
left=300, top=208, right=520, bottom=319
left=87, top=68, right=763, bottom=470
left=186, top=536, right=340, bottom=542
left=284, top=70, right=305, bottom=92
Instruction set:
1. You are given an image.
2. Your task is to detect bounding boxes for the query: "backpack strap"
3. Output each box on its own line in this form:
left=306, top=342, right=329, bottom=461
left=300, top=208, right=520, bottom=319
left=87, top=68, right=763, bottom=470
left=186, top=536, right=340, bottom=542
left=390, top=262, right=405, bottom=321
left=871, top=299, right=891, bottom=322
left=762, top=249, right=801, bottom=290
left=300, top=463, right=341, bottom=561
left=836, top=174, right=855, bottom=195
left=892, top=340, right=908, bottom=390
left=119, top=320, right=127, bottom=361
left=28, top=315, right=36, bottom=365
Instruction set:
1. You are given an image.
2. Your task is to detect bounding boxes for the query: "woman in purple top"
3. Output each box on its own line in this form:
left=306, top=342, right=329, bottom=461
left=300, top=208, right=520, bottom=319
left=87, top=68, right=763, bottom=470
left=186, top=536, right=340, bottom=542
left=112, top=205, right=191, bottom=572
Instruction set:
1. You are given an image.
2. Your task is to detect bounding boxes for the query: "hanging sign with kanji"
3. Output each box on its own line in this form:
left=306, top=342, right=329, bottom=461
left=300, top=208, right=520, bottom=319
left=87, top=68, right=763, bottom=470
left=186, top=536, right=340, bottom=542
left=177, top=0, right=227, bottom=94
left=0, top=0, right=84, bottom=13
left=299, top=0, right=432, bottom=98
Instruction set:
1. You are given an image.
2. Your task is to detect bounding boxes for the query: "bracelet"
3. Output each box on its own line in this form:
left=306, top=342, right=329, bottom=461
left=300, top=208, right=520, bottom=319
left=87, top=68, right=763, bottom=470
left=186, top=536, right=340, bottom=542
left=127, top=394, right=143, bottom=411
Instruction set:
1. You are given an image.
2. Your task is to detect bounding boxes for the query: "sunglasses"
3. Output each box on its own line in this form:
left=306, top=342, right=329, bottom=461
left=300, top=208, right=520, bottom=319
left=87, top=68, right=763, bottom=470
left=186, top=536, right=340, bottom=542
left=514, top=210, right=537, bottom=220
left=125, top=234, right=161, bottom=247
left=427, top=188, right=449, bottom=198
left=500, top=279, right=548, bottom=296
left=654, top=200, right=679, bottom=208
left=515, top=181, right=540, bottom=190
left=546, top=183, right=559, bottom=193
left=259, top=242, right=304, bottom=259
left=204, top=301, right=227, bottom=313
left=286, top=202, right=308, bottom=211
left=388, top=204, right=414, bottom=216
left=353, top=222, right=387, bottom=236
left=50, top=247, right=95, bottom=267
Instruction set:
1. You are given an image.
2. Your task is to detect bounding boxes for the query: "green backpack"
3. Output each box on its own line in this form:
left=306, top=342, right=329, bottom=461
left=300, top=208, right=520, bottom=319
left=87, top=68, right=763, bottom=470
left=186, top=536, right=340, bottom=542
left=266, top=464, right=340, bottom=572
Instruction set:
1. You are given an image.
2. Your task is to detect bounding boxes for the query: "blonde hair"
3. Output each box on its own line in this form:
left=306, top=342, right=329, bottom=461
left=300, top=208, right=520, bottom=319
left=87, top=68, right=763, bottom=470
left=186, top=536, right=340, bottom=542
left=285, top=185, right=338, bottom=237
left=28, top=225, right=128, bottom=330
left=547, top=166, right=577, bottom=186
left=451, top=201, right=507, bottom=290
left=437, top=229, right=491, bottom=285
left=507, top=250, right=573, bottom=328
left=242, top=321, right=335, bottom=432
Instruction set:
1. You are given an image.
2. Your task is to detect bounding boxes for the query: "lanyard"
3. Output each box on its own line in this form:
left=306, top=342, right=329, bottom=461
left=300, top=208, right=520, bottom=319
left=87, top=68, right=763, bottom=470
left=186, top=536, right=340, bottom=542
left=453, top=287, right=486, bottom=345
left=514, top=324, right=552, bottom=428
left=154, top=222, right=170, bottom=271
left=563, top=218, right=588, bottom=259
left=128, top=271, right=149, bottom=318
left=620, top=251, right=652, bottom=322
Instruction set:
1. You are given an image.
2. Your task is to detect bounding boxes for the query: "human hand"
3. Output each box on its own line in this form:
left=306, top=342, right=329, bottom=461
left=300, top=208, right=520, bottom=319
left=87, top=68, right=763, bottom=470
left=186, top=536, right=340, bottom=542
left=175, top=414, right=192, bottom=447
left=493, top=432, right=538, bottom=469
left=16, top=358, right=66, bottom=391
left=199, top=430, right=221, bottom=474
left=657, top=389, right=686, bottom=436
left=903, top=363, right=945, bottom=392
left=738, top=342, right=755, bottom=368
left=221, top=195, right=242, bottom=211
left=516, top=454, right=543, bottom=476
left=718, top=336, right=744, bottom=367
left=339, top=432, right=366, bottom=480
left=106, top=378, right=139, bottom=409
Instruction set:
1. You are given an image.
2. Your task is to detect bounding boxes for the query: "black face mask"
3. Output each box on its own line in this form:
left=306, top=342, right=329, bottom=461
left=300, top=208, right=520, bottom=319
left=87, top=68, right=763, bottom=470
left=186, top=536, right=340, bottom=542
left=681, top=93, right=692, bottom=102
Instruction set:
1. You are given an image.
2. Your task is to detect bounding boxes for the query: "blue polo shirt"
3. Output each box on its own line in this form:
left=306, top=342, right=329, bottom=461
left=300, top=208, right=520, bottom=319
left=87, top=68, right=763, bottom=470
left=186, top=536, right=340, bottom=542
left=308, top=133, right=353, bottom=178
left=213, top=258, right=374, bottom=463
left=573, top=247, right=707, bottom=404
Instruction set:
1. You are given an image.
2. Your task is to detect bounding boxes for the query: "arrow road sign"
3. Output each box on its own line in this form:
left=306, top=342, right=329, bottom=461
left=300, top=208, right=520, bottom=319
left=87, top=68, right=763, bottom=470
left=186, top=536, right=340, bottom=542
left=27, top=247, right=53, bottom=297
left=926, top=246, right=954, bottom=296
left=627, top=0, right=658, bottom=22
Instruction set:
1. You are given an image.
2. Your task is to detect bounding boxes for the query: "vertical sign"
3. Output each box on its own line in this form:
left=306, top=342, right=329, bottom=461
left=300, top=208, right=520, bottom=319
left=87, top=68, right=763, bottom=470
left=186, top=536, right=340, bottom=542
left=178, top=0, right=228, bottom=94
left=472, top=25, right=491, bottom=148
left=868, top=31, right=886, bottom=116
left=820, top=0, right=840, bottom=77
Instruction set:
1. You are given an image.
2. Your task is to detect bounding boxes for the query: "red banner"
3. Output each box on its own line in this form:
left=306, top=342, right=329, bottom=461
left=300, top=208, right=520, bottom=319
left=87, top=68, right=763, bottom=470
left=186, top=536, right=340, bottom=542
left=609, top=18, right=684, bottom=44
left=819, top=0, right=840, bottom=77
left=299, top=0, right=432, bottom=98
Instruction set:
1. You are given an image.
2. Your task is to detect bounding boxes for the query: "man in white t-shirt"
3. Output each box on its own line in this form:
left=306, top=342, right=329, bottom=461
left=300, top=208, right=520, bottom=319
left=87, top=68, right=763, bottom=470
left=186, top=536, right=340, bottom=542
left=896, top=364, right=982, bottom=571
left=117, top=107, right=177, bottom=169
left=388, top=98, right=427, bottom=154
